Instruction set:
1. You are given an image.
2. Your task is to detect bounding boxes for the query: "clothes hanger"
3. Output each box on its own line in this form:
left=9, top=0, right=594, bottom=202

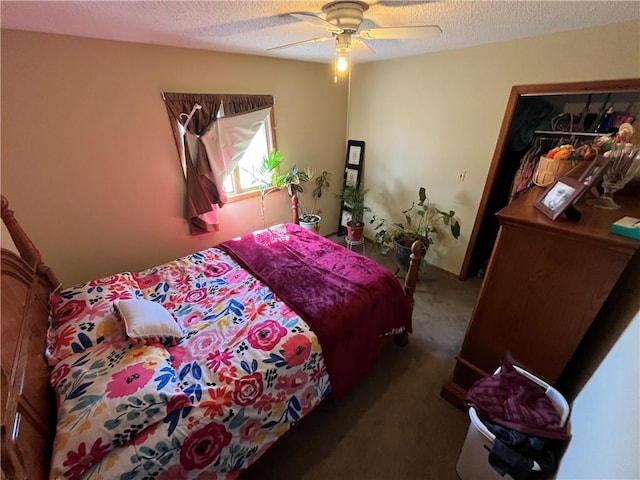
left=179, top=103, right=202, bottom=130
left=573, top=94, right=592, bottom=132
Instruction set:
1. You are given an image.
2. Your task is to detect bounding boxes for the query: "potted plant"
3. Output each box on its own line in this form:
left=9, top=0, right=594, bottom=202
left=339, top=182, right=371, bottom=241
left=248, top=149, right=283, bottom=228
left=307, top=170, right=332, bottom=225
left=371, top=186, right=461, bottom=270
left=274, top=166, right=331, bottom=232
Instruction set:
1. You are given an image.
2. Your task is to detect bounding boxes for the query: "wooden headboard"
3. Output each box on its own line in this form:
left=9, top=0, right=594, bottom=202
left=1, top=195, right=59, bottom=479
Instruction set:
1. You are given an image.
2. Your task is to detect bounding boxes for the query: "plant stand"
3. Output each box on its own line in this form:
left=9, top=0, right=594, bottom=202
left=345, top=237, right=366, bottom=256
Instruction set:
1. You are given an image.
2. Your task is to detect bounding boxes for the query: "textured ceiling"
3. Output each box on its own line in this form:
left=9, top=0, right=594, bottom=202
left=2, top=1, right=639, bottom=64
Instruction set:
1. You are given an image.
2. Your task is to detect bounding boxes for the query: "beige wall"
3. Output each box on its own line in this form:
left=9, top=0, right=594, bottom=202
left=1, top=30, right=348, bottom=286
left=555, top=252, right=640, bottom=477
left=2, top=23, right=639, bottom=284
left=557, top=315, right=639, bottom=479
left=350, top=20, right=640, bottom=275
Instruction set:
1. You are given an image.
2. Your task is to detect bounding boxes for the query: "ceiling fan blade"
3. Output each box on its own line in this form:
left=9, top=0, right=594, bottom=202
left=266, top=36, right=333, bottom=52
left=290, top=12, right=343, bottom=34
left=358, top=25, right=442, bottom=40
left=353, top=37, right=376, bottom=55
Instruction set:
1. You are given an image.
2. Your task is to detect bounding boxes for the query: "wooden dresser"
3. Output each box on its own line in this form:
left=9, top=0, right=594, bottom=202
left=441, top=186, right=640, bottom=408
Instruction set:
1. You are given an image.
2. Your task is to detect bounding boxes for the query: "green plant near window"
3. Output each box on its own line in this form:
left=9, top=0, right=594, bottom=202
left=273, top=164, right=312, bottom=198
left=371, top=186, right=461, bottom=268
left=249, top=149, right=282, bottom=227
left=307, top=170, right=332, bottom=221
left=274, top=166, right=331, bottom=223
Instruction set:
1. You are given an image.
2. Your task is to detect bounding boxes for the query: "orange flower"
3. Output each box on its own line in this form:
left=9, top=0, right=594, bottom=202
left=244, top=300, right=268, bottom=321
left=218, top=366, right=238, bottom=385
left=200, top=387, right=232, bottom=418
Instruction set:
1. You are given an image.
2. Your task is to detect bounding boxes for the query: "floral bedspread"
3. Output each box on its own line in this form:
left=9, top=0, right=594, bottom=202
left=220, top=223, right=412, bottom=397
left=48, top=247, right=331, bottom=479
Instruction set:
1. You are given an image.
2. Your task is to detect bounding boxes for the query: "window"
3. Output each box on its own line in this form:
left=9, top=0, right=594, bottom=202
left=162, top=92, right=275, bottom=233
left=221, top=108, right=277, bottom=200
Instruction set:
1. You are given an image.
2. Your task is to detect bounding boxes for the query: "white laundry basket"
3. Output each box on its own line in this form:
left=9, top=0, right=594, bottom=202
left=456, top=365, right=569, bottom=480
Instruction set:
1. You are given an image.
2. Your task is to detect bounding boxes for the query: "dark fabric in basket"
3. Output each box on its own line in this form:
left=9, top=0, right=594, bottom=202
left=466, top=359, right=569, bottom=440
left=486, top=421, right=565, bottom=480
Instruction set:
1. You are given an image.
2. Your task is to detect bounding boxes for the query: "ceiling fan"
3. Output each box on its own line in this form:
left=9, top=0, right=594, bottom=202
left=267, top=1, right=441, bottom=73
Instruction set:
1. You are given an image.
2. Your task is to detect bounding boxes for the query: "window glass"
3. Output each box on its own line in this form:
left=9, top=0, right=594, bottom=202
left=223, top=113, right=275, bottom=196
left=238, top=122, right=269, bottom=190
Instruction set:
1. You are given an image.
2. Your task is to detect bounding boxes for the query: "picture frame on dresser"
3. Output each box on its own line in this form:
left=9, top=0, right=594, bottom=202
left=535, top=176, right=585, bottom=220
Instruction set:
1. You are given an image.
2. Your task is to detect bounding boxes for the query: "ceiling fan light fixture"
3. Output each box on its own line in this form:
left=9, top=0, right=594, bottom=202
left=334, top=32, right=352, bottom=75
left=336, top=52, right=349, bottom=72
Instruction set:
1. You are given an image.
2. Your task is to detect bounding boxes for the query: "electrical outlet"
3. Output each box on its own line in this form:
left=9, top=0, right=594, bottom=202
left=456, top=170, right=466, bottom=181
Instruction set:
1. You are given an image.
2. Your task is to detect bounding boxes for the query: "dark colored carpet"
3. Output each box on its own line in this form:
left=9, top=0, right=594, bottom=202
left=242, top=237, right=482, bottom=480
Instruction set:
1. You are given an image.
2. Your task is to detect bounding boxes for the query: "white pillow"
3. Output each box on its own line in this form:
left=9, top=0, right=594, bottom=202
left=117, top=299, right=182, bottom=342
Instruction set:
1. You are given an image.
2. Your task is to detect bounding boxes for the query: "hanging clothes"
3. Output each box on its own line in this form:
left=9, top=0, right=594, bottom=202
left=509, top=136, right=556, bottom=201
left=501, top=97, right=554, bottom=203
left=507, top=98, right=554, bottom=151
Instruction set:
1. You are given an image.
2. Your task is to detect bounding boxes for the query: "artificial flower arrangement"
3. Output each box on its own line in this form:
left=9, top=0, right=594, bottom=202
left=547, top=122, right=635, bottom=159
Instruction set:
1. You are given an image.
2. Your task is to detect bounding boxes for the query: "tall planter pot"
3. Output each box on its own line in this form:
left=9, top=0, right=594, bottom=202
left=299, top=214, right=321, bottom=233
left=393, top=238, right=426, bottom=270
left=346, top=221, right=365, bottom=242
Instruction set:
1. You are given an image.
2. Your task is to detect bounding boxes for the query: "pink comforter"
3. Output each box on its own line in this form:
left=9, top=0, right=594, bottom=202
left=219, top=223, right=412, bottom=397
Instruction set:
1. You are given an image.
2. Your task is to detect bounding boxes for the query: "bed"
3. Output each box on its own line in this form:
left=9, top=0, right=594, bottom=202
left=1, top=194, right=423, bottom=480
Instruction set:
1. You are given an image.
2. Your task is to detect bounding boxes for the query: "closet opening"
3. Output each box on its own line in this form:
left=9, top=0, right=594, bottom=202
left=461, top=79, right=640, bottom=280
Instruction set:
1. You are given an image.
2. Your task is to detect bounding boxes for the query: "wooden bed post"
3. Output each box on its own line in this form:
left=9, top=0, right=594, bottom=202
left=403, top=240, right=423, bottom=301
left=292, top=195, right=299, bottom=224
left=1, top=195, right=59, bottom=287
left=395, top=240, right=424, bottom=346
left=1, top=195, right=42, bottom=269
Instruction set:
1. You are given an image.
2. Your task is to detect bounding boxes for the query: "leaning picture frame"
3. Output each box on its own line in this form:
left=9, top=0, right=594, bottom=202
left=338, top=140, right=365, bottom=236
left=348, top=144, right=362, bottom=166
left=346, top=168, right=359, bottom=184
left=534, top=176, right=585, bottom=221
left=573, top=155, right=610, bottom=205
